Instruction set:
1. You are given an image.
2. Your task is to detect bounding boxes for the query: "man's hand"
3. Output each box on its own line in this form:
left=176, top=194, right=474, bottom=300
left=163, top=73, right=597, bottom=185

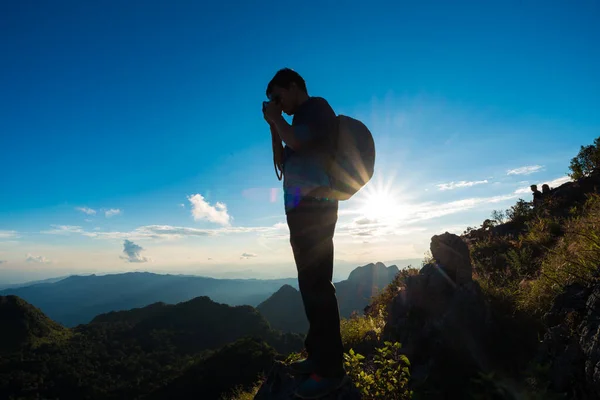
left=263, top=101, right=282, bottom=124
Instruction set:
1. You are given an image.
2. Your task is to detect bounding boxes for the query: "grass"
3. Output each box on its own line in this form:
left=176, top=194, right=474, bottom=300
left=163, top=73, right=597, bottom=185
left=518, top=194, right=600, bottom=314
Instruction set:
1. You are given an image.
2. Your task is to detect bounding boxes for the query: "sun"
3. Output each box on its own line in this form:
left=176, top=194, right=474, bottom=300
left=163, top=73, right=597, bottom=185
left=361, top=191, right=397, bottom=220
left=355, top=171, right=412, bottom=223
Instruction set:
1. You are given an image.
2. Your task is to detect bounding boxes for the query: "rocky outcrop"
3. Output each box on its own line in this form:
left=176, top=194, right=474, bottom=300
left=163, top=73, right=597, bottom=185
left=430, top=232, right=472, bottom=285
left=254, top=361, right=361, bottom=400
left=536, top=281, right=600, bottom=399
left=383, top=233, right=492, bottom=397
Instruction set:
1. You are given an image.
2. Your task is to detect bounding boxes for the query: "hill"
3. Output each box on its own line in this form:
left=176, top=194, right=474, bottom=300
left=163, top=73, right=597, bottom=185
left=0, top=272, right=297, bottom=327
left=145, top=337, right=277, bottom=400
left=0, top=295, right=70, bottom=354
left=0, top=294, right=303, bottom=400
left=257, top=262, right=399, bottom=333
left=256, top=284, right=306, bottom=333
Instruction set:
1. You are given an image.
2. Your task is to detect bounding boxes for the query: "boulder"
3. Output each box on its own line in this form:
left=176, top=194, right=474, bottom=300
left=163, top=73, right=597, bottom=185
left=430, top=232, right=472, bottom=285
left=536, top=281, right=600, bottom=399
left=383, top=233, right=491, bottom=396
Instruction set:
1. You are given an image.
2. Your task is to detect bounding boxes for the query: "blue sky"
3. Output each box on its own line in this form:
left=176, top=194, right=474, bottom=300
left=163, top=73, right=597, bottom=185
left=0, top=0, right=598, bottom=283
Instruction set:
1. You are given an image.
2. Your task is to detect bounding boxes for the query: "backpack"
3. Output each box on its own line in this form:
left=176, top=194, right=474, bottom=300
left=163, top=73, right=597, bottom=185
left=327, top=115, right=376, bottom=201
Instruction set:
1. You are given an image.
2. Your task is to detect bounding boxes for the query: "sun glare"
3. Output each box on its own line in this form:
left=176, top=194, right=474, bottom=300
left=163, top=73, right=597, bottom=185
left=356, top=171, right=410, bottom=222
left=361, top=191, right=397, bottom=219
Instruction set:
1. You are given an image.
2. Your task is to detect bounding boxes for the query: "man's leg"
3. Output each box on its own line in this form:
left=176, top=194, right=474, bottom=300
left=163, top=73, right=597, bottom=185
left=287, top=198, right=345, bottom=378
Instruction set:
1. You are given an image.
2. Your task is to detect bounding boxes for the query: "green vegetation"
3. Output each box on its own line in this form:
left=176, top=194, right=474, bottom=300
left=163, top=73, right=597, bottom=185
left=568, top=136, right=600, bottom=180
left=0, top=296, right=302, bottom=400
left=344, top=342, right=412, bottom=400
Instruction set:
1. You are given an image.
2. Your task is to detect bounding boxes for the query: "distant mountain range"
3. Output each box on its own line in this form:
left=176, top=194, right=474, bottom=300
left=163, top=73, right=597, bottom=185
left=0, top=272, right=297, bottom=327
left=0, top=261, right=406, bottom=329
left=258, top=262, right=400, bottom=333
left=0, top=276, right=68, bottom=291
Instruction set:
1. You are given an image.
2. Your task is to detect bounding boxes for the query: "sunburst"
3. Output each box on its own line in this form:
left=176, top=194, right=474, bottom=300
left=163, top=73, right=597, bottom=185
left=355, top=170, right=411, bottom=223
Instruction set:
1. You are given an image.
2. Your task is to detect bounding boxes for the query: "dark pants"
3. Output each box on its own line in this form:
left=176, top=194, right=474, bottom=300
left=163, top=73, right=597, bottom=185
left=286, top=197, right=345, bottom=378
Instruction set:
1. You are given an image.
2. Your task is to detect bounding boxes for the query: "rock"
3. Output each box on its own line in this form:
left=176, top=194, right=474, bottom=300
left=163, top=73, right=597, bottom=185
left=581, top=285, right=600, bottom=396
left=542, top=282, right=590, bottom=327
left=382, top=234, right=491, bottom=397
left=254, top=361, right=361, bottom=400
left=430, top=232, right=473, bottom=285
left=537, top=281, right=600, bottom=399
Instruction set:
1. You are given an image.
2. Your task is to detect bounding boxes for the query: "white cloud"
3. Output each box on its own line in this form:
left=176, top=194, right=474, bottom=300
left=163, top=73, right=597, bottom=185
left=26, top=253, right=51, bottom=264
left=240, top=252, right=257, bottom=259
left=179, top=203, right=185, bottom=208
left=546, top=176, right=572, bottom=188
left=78, top=222, right=287, bottom=241
left=507, top=165, right=544, bottom=175
left=76, top=207, right=97, bottom=215
left=354, top=217, right=378, bottom=225
left=120, top=239, right=150, bottom=263
left=105, top=209, right=121, bottom=218
left=41, top=225, right=84, bottom=235
left=83, top=225, right=215, bottom=241
left=404, top=194, right=517, bottom=223
left=515, top=186, right=532, bottom=194
left=514, top=176, right=572, bottom=194
left=188, top=194, right=232, bottom=226
left=0, top=230, right=19, bottom=240
left=437, top=180, right=489, bottom=191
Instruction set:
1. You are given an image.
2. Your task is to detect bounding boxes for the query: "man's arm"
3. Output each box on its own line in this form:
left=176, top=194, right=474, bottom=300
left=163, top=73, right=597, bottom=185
left=271, top=115, right=302, bottom=150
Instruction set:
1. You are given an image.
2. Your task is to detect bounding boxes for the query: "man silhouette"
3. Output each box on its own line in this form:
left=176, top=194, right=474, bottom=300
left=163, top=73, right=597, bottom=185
left=263, top=68, right=347, bottom=398
left=530, top=184, right=543, bottom=207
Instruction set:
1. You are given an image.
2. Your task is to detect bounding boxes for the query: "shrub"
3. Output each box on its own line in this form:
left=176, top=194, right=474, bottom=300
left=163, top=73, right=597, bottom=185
left=470, top=236, right=514, bottom=285
left=340, top=312, right=385, bottom=351
left=344, top=342, right=412, bottom=399
left=506, top=199, right=535, bottom=227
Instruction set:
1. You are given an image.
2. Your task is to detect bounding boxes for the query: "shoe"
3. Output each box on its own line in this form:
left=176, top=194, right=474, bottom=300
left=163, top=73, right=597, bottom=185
left=294, top=373, right=349, bottom=399
left=288, top=358, right=316, bottom=375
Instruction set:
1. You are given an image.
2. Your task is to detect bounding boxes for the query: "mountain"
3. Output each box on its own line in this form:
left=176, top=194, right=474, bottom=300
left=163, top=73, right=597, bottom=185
left=337, top=262, right=400, bottom=317
left=256, top=284, right=306, bottom=333
left=257, top=262, right=400, bottom=333
left=0, top=276, right=68, bottom=291
left=90, top=295, right=302, bottom=354
left=0, top=295, right=69, bottom=354
left=0, top=272, right=297, bottom=327
left=0, top=295, right=302, bottom=400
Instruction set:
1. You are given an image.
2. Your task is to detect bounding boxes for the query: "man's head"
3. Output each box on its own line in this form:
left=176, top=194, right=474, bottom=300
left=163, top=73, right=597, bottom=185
left=266, top=68, right=309, bottom=115
left=530, top=184, right=538, bottom=192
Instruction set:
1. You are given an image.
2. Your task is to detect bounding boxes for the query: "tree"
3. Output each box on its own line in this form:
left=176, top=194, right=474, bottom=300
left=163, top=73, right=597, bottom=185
left=491, top=210, right=506, bottom=225
left=568, top=136, right=600, bottom=180
left=506, top=199, right=534, bottom=226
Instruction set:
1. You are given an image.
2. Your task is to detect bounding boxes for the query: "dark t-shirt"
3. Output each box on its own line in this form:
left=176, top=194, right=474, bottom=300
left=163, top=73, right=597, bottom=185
left=281, top=97, right=337, bottom=211
left=284, top=96, right=337, bottom=157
